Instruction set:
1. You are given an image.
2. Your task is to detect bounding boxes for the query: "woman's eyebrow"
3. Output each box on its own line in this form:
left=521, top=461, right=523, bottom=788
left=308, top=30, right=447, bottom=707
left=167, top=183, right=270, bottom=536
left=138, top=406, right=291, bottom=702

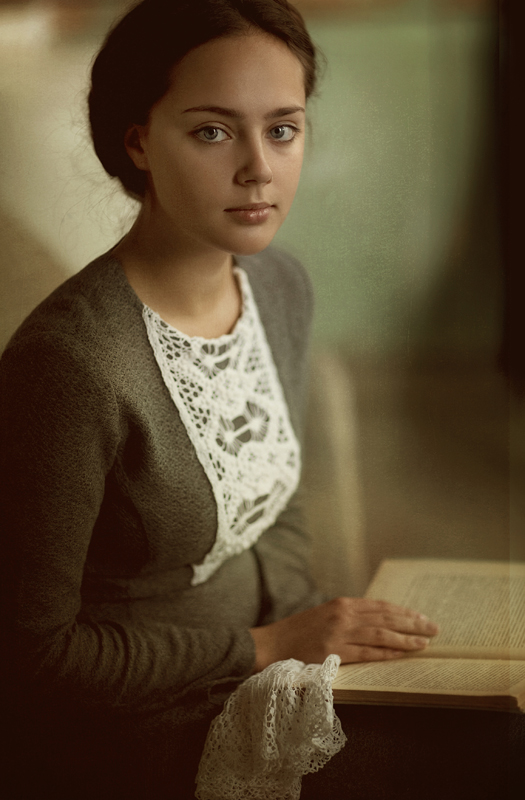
left=266, top=106, right=305, bottom=119
left=181, top=105, right=305, bottom=119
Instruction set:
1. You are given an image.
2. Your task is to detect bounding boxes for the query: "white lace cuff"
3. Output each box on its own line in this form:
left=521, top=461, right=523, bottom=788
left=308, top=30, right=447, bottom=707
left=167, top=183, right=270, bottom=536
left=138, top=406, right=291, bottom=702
left=195, top=655, right=347, bottom=800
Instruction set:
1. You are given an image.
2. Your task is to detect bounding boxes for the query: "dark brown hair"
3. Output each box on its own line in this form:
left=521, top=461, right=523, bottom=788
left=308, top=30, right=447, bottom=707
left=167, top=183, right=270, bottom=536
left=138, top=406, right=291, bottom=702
left=88, top=0, right=319, bottom=198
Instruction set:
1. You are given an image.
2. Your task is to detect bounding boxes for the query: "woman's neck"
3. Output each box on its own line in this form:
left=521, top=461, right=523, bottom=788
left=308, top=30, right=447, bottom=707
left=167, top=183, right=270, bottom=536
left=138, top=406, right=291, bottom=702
left=113, top=208, right=242, bottom=339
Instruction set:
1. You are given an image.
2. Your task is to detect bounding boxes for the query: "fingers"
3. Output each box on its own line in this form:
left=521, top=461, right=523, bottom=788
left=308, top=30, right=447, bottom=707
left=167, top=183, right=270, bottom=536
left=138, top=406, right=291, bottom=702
left=354, top=612, right=438, bottom=637
left=340, top=645, right=406, bottom=664
left=345, top=624, right=432, bottom=653
left=329, top=598, right=439, bottom=637
left=251, top=597, right=440, bottom=671
left=322, top=597, right=439, bottom=663
left=343, top=598, right=421, bottom=617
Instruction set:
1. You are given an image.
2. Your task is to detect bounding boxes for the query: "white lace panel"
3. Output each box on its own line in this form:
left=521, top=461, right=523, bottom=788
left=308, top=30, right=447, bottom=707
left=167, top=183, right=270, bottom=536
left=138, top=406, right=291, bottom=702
left=143, top=268, right=301, bottom=586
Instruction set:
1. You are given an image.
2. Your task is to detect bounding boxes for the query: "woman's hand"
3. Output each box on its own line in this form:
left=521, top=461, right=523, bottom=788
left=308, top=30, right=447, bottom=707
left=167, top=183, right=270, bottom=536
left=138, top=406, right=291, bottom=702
left=250, top=598, right=439, bottom=672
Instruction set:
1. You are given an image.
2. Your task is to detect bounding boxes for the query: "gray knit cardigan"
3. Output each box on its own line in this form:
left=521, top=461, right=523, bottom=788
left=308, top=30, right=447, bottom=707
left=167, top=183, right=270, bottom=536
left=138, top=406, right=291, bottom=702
left=0, top=246, right=319, bottom=726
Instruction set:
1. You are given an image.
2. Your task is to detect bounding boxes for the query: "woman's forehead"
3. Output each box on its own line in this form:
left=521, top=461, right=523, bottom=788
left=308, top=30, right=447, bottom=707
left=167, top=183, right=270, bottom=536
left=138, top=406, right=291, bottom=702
left=162, top=33, right=306, bottom=112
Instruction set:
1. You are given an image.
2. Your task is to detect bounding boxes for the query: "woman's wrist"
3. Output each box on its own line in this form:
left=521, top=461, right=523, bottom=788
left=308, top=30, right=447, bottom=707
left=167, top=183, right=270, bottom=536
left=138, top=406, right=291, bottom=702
left=249, top=624, right=282, bottom=673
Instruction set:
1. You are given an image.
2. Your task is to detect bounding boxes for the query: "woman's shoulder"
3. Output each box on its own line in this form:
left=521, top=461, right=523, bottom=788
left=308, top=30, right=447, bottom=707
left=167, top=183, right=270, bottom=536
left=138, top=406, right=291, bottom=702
left=236, top=245, right=314, bottom=323
left=2, top=250, right=143, bottom=362
left=235, top=247, right=314, bottom=393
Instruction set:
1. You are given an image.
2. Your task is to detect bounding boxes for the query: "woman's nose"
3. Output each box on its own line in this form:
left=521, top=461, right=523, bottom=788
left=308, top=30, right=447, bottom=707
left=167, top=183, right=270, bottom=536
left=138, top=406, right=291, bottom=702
left=235, top=139, right=273, bottom=186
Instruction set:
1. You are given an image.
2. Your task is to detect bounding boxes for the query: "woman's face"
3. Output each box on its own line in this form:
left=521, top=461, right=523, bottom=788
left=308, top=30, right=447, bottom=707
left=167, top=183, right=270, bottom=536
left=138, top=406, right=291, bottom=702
left=126, top=32, right=306, bottom=257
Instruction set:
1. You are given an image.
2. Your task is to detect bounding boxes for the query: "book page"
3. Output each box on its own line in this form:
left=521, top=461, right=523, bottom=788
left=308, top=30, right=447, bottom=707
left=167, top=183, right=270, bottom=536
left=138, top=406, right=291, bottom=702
left=333, top=658, right=525, bottom=698
left=365, top=560, right=525, bottom=659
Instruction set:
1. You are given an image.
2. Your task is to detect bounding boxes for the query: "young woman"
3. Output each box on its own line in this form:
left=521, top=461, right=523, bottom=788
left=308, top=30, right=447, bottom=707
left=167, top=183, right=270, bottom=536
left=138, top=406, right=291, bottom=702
left=0, top=1, right=438, bottom=797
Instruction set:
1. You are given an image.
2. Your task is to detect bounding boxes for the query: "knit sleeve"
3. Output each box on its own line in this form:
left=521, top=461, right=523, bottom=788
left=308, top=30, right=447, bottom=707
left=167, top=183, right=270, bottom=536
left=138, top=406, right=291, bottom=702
left=249, top=248, right=324, bottom=621
left=0, top=333, right=255, bottom=715
left=253, top=487, right=325, bottom=623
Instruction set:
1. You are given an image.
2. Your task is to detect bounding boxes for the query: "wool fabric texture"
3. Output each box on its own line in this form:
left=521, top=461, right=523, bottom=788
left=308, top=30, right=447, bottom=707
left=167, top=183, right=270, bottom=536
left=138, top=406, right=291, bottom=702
left=0, top=245, right=321, bottom=799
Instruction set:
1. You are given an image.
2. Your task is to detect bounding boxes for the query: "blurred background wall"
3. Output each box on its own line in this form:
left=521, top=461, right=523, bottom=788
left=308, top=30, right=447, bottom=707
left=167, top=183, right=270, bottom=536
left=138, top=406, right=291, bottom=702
left=0, top=0, right=501, bottom=361
left=0, top=0, right=521, bottom=590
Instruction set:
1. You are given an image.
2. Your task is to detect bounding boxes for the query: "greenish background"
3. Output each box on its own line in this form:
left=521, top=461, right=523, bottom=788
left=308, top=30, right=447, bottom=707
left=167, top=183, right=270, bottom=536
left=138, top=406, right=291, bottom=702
left=274, top=4, right=500, bottom=362
left=0, top=2, right=501, bottom=365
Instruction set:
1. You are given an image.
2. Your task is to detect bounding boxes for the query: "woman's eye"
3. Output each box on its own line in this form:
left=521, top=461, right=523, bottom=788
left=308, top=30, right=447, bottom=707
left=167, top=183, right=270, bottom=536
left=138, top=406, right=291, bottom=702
left=195, top=127, right=229, bottom=143
left=269, top=125, right=297, bottom=142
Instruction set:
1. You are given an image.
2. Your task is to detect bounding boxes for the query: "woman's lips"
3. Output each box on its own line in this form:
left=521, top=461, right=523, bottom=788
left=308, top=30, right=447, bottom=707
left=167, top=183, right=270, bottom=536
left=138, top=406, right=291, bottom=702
left=225, top=203, right=274, bottom=224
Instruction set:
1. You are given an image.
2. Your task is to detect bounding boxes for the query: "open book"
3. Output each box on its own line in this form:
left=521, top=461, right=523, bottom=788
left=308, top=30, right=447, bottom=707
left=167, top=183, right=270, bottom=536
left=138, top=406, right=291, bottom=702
left=332, top=559, right=525, bottom=713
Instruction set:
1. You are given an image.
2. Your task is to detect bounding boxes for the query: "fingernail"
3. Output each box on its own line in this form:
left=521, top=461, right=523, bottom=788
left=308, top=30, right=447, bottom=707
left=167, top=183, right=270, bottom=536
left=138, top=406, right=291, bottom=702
left=418, top=614, right=428, bottom=621
left=415, top=637, right=430, bottom=647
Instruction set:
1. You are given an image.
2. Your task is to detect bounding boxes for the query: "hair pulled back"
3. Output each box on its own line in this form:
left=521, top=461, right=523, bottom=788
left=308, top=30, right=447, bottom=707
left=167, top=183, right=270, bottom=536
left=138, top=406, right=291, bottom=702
left=88, top=0, right=319, bottom=198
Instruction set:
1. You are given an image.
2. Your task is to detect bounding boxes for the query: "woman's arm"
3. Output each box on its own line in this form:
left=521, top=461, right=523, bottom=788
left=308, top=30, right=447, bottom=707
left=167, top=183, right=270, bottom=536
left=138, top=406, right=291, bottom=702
left=251, top=488, right=438, bottom=671
left=252, top=487, right=325, bottom=624
left=248, top=250, right=438, bottom=669
left=0, top=333, right=255, bottom=714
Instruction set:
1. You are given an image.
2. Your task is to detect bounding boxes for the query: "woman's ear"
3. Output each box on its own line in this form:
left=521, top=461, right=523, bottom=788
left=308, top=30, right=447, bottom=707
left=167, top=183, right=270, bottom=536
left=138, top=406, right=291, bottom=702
left=124, top=124, right=149, bottom=171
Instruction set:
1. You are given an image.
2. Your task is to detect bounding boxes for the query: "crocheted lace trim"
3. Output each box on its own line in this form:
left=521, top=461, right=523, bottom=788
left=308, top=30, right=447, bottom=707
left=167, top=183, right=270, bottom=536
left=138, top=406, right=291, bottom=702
left=195, top=655, right=346, bottom=800
left=143, top=268, right=301, bottom=586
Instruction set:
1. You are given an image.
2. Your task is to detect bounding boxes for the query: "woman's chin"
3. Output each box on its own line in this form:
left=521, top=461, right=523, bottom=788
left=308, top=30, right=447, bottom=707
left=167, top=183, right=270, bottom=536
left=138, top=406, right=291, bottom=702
left=232, top=241, right=274, bottom=257
left=225, top=227, right=283, bottom=257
